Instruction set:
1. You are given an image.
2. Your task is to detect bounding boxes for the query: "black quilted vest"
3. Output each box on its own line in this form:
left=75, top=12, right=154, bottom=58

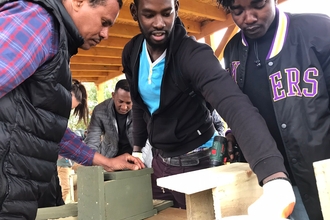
left=0, top=0, right=83, bottom=219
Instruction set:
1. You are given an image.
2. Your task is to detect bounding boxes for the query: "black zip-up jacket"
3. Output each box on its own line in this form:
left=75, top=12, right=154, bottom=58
left=0, top=0, right=83, bottom=219
left=122, top=18, right=288, bottom=183
left=224, top=10, right=330, bottom=220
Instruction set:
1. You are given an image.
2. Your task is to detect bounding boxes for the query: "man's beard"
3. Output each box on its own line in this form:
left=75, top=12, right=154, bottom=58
left=145, top=37, right=168, bottom=51
left=139, top=24, right=169, bottom=50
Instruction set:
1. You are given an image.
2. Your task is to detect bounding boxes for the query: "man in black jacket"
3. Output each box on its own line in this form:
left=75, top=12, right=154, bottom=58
left=217, top=0, right=330, bottom=219
left=0, top=0, right=143, bottom=219
left=122, top=0, right=295, bottom=217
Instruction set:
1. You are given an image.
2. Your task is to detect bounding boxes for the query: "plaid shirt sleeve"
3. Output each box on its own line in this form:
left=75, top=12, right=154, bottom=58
left=59, top=128, right=96, bottom=166
left=0, top=1, right=58, bottom=99
left=0, top=2, right=96, bottom=165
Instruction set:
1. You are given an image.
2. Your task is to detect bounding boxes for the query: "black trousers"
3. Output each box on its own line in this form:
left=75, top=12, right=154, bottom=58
left=151, top=153, right=210, bottom=209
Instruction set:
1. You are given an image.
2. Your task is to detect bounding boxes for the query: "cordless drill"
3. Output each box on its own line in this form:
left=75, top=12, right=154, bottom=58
left=209, top=135, right=228, bottom=167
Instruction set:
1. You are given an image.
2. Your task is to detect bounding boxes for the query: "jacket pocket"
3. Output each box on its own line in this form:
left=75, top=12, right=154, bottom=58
left=150, top=117, right=184, bottom=149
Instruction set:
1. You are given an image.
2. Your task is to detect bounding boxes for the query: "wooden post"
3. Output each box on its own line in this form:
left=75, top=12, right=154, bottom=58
left=186, top=190, right=215, bottom=220
left=313, top=158, right=330, bottom=219
left=96, top=82, right=105, bottom=103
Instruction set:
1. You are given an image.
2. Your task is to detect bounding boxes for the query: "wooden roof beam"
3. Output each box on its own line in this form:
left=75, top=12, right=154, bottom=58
left=97, top=36, right=130, bottom=49
left=108, top=23, right=140, bottom=38
left=72, top=71, right=112, bottom=77
left=70, top=64, right=120, bottom=72
left=94, top=71, right=124, bottom=84
left=178, top=0, right=226, bottom=21
left=74, top=77, right=99, bottom=82
left=214, top=24, right=239, bottom=60
left=116, top=7, right=201, bottom=34
left=77, top=48, right=122, bottom=58
left=70, top=56, right=121, bottom=66
left=194, top=14, right=234, bottom=40
left=181, top=18, right=201, bottom=34
left=116, top=7, right=137, bottom=26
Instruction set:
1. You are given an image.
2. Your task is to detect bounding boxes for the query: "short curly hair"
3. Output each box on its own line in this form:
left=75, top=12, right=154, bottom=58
left=216, top=0, right=234, bottom=12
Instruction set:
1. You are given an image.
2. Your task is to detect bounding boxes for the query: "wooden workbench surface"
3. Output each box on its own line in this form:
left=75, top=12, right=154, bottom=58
left=146, top=208, right=187, bottom=220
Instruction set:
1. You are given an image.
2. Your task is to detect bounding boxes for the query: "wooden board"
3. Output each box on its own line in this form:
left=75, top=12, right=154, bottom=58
left=156, top=163, right=252, bottom=195
left=145, top=208, right=187, bottom=220
left=36, top=203, right=78, bottom=220
left=212, top=173, right=262, bottom=217
left=152, top=200, right=174, bottom=212
left=313, top=158, right=330, bottom=219
left=156, top=163, right=263, bottom=219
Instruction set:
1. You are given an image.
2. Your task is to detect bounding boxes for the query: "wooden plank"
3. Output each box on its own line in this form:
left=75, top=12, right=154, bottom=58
left=36, top=203, right=78, bottom=220
left=108, top=23, right=140, bottom=38
left=212, top=172, right=262, bottom=218
left=97, top=36, right=130, bottom=49
left=178, top=0, right=226, bottom=21
left=125, top=210, right=157, bottom=220
left=70, top=56, right=121, bottom=66
left=157, top=163, right=262, bottom=219
left=145, top=208, right=187, bottom=220
left=157, top=163, right=251, bottom=195
left=194, top=15, right=234, bottom=40
left=186, top=190, right=215, bottom=220
left=77, top=48, right=122, bottom=58
left=152, top=200, right=174, bottom=213
left=313, top=158, right=330, bottom=220
left=72, top=72, right=110, bottom=77
left=70, top=64, right=120, bottom=72
left=215, top=24, right=239, bottom=60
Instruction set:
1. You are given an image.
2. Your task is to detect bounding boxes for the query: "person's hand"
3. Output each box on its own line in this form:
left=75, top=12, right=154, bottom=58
left=93, top=152, right=145, bottom=172
left=225, top=131, right=236, bottom=162
left=248, top=178, right=295, bottom=219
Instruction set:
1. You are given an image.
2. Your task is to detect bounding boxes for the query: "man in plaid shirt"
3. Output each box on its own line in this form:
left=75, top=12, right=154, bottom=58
left=0, top=0, right=144, bottom=219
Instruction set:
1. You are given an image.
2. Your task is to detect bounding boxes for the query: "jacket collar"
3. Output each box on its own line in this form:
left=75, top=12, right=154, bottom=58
left=168, top=17, right=188, bottom=52
left=53, top=0, right=84, bottom=56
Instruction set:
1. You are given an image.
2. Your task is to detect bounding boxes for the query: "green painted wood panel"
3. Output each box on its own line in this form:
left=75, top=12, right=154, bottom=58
left=77, top=166, right=106, bottom=220
left=104, top=173, right=154, bottom=219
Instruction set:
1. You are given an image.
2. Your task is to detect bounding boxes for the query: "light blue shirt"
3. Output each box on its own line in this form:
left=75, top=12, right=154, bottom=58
left=138, top=40, right=166, bottom=114
left=138, top=40, right=214, bottom=152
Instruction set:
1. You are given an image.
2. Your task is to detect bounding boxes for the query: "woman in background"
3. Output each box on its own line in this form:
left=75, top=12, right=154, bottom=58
left=57, top=79, right=89, bottom=203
